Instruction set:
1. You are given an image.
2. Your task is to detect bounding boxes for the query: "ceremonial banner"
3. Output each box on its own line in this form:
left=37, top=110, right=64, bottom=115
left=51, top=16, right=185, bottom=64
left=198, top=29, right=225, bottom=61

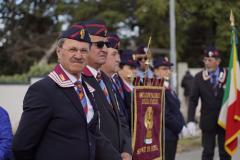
left=132, top=85, right=165, bottom=160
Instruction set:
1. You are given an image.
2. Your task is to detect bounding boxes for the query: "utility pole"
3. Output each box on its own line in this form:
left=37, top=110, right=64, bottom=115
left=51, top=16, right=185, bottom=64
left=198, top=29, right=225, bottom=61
left=169, top=0, right=177, bottom=90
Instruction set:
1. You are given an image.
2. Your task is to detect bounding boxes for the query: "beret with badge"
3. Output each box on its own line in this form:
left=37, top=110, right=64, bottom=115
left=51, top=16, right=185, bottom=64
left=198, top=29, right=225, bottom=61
left=58, top=22, right=91, bottom=43
left=107, top=33, right=120, bottom=49
left=120, top=50, right=138, bottom=68
left=82, top=19, right=108, bottom=37
left=204, top=46, right=220, bottom=58
left=134, top=44, right=148, bottom=55
left=153, top=56, right=173, bottom=69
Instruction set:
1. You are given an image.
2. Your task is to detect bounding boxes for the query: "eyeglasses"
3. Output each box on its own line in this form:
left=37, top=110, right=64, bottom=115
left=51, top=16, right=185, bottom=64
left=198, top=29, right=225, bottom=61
left=60, top=47, right=89, bottom=54
left=92, top=41, right=110, bottom=49
left=137, top=57, right=148, bottom=61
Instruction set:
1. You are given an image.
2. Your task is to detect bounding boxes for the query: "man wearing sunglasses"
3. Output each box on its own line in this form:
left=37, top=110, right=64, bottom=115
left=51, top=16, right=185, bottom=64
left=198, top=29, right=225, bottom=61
left=82, top=20, right=132, bottom=160
left=134, top=44, right=154, bottom=79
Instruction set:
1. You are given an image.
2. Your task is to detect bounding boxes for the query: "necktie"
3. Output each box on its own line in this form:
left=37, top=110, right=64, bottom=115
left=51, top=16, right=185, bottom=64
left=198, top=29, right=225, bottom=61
left=96, top=72, right=112, bottom=106
left=74, top=81, right=88, bottom=115
left=112, top=75, right=124, bottom=100
left=211, top=74, right=217, bottom=85
left=211, top=74, right=218, bottom=96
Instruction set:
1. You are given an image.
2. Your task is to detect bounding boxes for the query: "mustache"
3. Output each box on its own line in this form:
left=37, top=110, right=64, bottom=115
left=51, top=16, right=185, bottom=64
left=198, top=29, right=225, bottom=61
left=69, top=57, right=85, bottom=63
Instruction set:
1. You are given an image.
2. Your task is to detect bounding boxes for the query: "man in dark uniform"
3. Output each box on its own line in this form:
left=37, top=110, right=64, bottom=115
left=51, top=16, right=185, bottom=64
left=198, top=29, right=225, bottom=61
left=101, top=34, right=137, bottom=129
left=187, top=47, right=231, bottom=160
left=12, top=22, right=120, bottom=160
left=81, top=20, right=132, bottom=160
left=153, top=56, right=187, bottom=160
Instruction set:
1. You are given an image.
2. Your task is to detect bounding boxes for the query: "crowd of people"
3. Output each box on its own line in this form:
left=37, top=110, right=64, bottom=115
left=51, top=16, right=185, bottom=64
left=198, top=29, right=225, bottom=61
left=0, top=19, right=231, bottom=160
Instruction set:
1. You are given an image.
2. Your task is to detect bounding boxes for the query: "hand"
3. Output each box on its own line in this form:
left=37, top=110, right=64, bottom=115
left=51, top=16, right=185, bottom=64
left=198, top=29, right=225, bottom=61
left=180, top=126, right=190, bottom=138
left=121, top=152, right=132, bottom=160
left=187, top=122, right=197, bottom=136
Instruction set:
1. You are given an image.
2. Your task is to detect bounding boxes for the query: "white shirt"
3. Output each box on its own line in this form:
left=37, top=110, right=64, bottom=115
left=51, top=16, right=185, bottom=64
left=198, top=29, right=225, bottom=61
left=60, top=65, right=94, bottom=123
left=86, top=65, right=99, bottom=79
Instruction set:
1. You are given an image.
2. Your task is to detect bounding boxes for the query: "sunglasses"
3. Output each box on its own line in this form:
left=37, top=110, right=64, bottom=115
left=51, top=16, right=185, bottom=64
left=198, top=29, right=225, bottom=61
left=137, top=57, right=148, bottom=61
left=92, top=41, right=110, bottom=49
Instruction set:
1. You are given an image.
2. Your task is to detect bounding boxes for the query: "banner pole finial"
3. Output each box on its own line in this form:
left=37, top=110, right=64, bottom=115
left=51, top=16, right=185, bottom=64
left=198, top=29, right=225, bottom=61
left=230, top=10, right=235, bottom=27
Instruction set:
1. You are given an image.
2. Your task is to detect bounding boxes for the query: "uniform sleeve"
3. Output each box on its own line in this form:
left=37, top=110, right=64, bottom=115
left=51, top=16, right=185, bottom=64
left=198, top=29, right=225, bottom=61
left=164, top=91, right=185, bottom=135
left=12, top=83, right=53, bottom=160
left=95, top=128, right=121, bottom=160
left=187, top=75, right=200, bottom=122
left=0, top=108, right=13, bottom=160
left=119, top=109, right=132, bottom=154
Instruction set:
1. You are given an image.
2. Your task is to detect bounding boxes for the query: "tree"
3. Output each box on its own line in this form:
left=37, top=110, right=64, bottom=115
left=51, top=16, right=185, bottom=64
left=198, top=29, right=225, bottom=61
left=1, top=0, right=240, bottom=75
left=0, top=0, right=58, bottom=74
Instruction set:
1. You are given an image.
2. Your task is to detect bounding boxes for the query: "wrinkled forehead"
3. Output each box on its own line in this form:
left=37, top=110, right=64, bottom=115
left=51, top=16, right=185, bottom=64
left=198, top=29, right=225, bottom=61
left=90, top=35, right=107, bottom=42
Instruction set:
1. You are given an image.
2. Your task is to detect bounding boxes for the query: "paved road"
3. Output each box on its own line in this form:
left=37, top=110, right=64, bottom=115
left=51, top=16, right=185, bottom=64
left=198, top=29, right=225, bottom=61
left=176, top=148, right=219, bottom=160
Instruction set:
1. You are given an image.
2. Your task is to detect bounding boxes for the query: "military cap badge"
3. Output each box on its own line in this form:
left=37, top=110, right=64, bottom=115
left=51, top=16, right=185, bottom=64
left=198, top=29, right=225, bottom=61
left=80, top=29, right=85, bottom=39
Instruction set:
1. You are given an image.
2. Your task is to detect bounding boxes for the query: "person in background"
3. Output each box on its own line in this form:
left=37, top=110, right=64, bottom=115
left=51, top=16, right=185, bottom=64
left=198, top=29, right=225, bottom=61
left=118, top=49, right=137, bottom=92
left=0, top=106, right=13, bottom=160
left=181, top=70, right=193, bottom=119
left=133, top=44, right=153, bottom=79
left=187, top=47, right=231, bottom=160
left=12, top=22, right=120, bottom=160
left=153, top=56, right=188, bottom=160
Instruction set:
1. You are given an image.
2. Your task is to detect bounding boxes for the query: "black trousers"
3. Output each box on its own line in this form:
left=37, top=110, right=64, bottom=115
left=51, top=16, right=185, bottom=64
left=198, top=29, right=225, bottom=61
left=165, top=140, right=177, bottom=160
left=202, top=127, right=231, bottom=160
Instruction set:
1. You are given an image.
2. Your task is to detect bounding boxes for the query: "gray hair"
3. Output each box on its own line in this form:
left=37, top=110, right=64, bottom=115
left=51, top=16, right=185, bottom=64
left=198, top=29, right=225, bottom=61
left=57, top=38, right=67, bottom=48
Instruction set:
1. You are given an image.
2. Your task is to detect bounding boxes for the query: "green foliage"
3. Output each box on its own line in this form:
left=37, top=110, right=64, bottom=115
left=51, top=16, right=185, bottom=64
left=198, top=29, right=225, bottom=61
left=176, top=0, right=240, bottom=67
left=1, top=0, right=240, bottom=74
left=135, top=0, right=168, bottom=47
left=27, top=63, right=56, bottom=77
left=0, top=63, right=56, bottom=83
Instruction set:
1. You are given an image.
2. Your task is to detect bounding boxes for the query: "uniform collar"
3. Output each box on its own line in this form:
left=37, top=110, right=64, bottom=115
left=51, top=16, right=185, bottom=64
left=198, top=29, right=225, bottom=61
left=202, top=67, right=226, bottom=83
left=82, top=65, right=100, bottom=78
left=48, top=64, right=74, bottom=88
left=208, top=67, right=220, bottom=77
left=48, top=64, right=95, bottom=93
left=60, top=64, right=81, bottom=84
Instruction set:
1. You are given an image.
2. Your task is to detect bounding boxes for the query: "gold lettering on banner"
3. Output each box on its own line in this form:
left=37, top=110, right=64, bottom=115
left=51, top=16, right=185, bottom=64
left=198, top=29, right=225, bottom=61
left=140, top=92, right=160, bottom=105
left=139, top=92, right=161, bottom=99
left=141, top=99, right=159, bottom=105
left=136, top=145, right=159, bottom=155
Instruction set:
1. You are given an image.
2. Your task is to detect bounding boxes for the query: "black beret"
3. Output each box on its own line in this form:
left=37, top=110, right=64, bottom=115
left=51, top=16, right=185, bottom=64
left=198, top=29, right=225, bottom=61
left=59, top=23, right=91, bottom=43
left=153, top=56, right=173, bottom=69
left=120, top=50, right=138, bottom=68
left=135, top=44, right=147, bottom=55
left=204, top=46, right=220, bottom=58
left=107, top=33, right=120, bottom=49
left=82, top=19, right=107, bottom=37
